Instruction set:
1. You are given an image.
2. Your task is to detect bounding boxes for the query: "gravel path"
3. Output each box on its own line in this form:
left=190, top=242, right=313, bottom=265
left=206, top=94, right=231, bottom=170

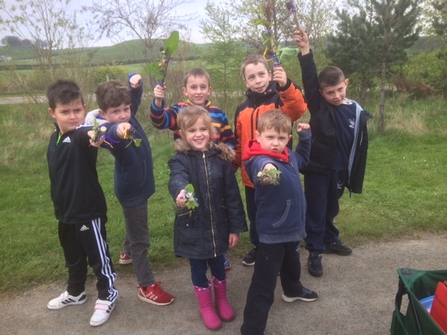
left=1, top=233, right=446, bottom=335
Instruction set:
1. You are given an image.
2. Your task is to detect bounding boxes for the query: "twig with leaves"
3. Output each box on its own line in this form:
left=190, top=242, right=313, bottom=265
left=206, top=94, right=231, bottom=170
left=145, top=31, right=180, bottom=86
left=286, top=0, right=301, bottom=30
left=183, top=184, right=199, bottom=209
left=257, top=168, right=282, bottom=186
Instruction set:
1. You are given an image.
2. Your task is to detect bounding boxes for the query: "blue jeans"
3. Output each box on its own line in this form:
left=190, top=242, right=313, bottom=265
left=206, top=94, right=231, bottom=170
left=304, top=170, right=347, bottom=253
left=189, top=255, right=226, bottom=288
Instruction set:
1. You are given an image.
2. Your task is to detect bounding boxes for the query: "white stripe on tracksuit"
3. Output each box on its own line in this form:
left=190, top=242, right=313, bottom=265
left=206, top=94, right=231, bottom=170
left=91, top=217, right=118, bottom=302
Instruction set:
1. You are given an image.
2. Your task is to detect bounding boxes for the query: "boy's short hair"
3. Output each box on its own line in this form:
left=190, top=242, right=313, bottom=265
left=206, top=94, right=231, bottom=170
left=46, top=79, right=84, bottom=110
left=318, top=66, right=345, bottom=89
left=241, top=54, right=269, bottom=79
left=183, top=68, right=211, bottom=87
left=257, top=109, right=292, bottom=134
left=95, top=80, right=131, bottom=112
left=178, top=105, right=214, bottom=137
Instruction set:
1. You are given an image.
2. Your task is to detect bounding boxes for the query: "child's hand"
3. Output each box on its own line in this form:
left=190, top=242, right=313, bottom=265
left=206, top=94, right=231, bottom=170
left=116, top=123, right=132, bottom=138
left=257, top=164, right=281, bottom=186
left=228, top=233, right=239, bottom=248
left=264, top=163, right=277, bottom=170
left=297, top=123, right=310, bottom=132
left=129, top=74, right=142, bottom=88
left=272, top=67, right=287, bottom=88
left=295, top=30, right=310, bottom=55
left=153, top=85, right=166, bottom=107
left=176, top=189, right=186, bottom=208
left=88, top=130, right=104, bottom=147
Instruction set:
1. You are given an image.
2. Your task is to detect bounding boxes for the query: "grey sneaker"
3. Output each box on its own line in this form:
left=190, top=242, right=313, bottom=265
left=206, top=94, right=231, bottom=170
left=307, top=252, right=323, bottom=277
left=324, top=240, right=352, bottom=256
left=282, top=287, right=319, bottom=302
left=47, top=291, right=87, bottom=310
left=242, top=247, right=257, bottom=266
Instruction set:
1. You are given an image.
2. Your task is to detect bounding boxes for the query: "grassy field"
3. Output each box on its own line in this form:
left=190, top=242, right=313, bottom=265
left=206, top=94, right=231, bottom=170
left=0, top=94, right=446, bottom=296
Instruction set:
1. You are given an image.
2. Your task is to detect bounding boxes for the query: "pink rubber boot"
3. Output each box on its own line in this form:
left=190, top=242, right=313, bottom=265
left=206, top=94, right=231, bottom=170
left=194, top=284, right=222, bottom=330
left=213, top=276, right=235, bottom=321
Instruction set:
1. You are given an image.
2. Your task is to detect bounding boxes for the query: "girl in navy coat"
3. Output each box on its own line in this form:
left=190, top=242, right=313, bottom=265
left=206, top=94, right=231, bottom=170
left=168, top=106, right=247, bottom=330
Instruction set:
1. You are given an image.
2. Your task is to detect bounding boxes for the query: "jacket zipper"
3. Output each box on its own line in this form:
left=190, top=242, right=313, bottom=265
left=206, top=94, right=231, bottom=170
left=203, top=152, right=217, bottom=257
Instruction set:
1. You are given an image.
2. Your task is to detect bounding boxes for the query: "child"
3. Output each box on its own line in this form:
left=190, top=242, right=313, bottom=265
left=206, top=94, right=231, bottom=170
left=234, top=54, right=308, bottom=266
left=46, top=79, right=118, bottom=327
left=295, top=30, right=372, bottom=277
left=240, top=109, right=318, bottom=335
left=151, top=67, right=234, bottom=270
left=168, top=106, right=247, bottom=330
left=93, top=74, right=174, bottom=305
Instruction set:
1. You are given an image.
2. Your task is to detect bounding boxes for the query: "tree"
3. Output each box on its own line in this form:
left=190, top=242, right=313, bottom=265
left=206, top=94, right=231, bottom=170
left=0, top=0, right=97, bottom=101
left=373, top=0, right=422, bottom=132
left=326, top=4, right=380, bottom=106
left=83, top=0, right=193, bottom=64
left=432, top=0, right=447, bottom=40
left=200, top=1, right=247, bottom=113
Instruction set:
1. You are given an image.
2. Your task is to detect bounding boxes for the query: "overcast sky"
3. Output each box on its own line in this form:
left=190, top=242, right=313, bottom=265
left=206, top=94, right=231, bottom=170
left=1, top=0, right=210, bottom=46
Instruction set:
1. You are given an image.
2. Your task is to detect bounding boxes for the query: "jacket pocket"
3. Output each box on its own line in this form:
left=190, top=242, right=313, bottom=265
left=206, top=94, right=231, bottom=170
left=272, top=200, right=291, bottom=228
left=176, top=209, right=194, bottom=227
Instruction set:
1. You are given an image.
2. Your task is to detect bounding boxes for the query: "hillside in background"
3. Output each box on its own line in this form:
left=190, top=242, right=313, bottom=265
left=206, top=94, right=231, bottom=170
left=0, top=39, right=212, bottom=67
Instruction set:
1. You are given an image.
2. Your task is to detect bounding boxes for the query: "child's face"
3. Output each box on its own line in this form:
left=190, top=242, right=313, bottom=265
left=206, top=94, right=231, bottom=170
left=182, top=76, right=211, bottom=106
left=244, top=62, right=271, bottom=93
left=320, top=79, right=349, bottom=106
left=181, top=116, right=210, bottom=152
left=256, top=127, right=291, bottom=154
left=48, top=99, right=86, bottom=135
left=100, top=103, right=131, bottom=124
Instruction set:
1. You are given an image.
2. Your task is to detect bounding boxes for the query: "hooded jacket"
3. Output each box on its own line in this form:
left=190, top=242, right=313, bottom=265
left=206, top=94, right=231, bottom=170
left=243, top=128, right=311, bottom=243
left=168, top=141, right=247, bottom=259
left=298, top=51, right=372, bottom=193
left=234, top=80, right=307, bottom=188
left=103, top=76, right=155, bottom=207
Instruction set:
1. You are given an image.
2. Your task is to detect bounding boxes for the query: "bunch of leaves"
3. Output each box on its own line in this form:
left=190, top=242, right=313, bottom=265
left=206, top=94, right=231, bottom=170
left=256, top=168, right=282, bottom=186
left=91, top=119, right=107, bottom=142
left=184, top=183, right=199, bottom=209
left=253, top=1, right=298, bottom=67
left=145, top=31, right=180, bottom=86
left=123, top=127, right=141, bottom=148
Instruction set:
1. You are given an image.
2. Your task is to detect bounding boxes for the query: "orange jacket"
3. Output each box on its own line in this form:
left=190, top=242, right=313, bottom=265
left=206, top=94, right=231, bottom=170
left=234, top=80, right=307, bottom=188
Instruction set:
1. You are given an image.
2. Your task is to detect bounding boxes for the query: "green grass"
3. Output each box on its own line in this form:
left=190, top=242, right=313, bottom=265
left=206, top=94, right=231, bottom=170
left=0, top=96, right=446, bottom=297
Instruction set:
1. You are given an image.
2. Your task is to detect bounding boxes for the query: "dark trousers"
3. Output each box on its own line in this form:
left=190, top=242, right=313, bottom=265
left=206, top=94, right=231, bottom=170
left=241, top=241, right=304, bottom=335
left=189, top=255, right=226, bottom=288
left=59, top=218, right=118, bottom=302
left=303, top=170, right=348, bottom=253
left=245, top=186, right=258, bottom=246
left=122, top=202, right=155, bottom=287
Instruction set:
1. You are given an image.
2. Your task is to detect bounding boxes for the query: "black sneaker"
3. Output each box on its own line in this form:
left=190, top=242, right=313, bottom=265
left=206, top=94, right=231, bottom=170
left=282, top=287, right=319, bottom=302
left=324, top=240, right=352, bottom=256
left=307, top=252, right=323, bottom=277
left=242, top=247, right=257, bottom=266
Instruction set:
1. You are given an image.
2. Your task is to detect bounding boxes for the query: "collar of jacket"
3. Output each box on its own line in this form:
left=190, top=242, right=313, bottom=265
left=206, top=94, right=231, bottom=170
left=185, top=99, right=211, bottom=109
left=245, top=81, right=278, bottom=100
left=242, top=139, right=290, bottom=163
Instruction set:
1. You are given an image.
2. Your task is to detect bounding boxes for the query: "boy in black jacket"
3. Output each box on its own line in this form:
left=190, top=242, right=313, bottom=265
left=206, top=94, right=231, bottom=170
left=295, top=30, right=372, bottom=277
left=46, top=80, right=118, bottom=327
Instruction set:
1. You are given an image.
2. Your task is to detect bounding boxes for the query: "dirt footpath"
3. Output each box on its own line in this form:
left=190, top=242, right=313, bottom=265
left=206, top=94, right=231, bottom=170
left=1, top=233, right=446, bottom=335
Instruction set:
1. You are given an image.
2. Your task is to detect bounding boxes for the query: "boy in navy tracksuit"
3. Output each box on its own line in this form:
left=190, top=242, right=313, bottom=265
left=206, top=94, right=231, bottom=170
left=46, top=79, right=118, bottom=327
left=93, top=74, right=174, bottom=305
left=241, top=109, right=318, bottom=335
left=296, top=30, right=372, bottom=277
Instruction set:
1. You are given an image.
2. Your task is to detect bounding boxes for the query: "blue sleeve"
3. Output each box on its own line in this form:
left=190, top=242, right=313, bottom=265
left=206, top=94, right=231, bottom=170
left=128, top=73, right=143, bottom=116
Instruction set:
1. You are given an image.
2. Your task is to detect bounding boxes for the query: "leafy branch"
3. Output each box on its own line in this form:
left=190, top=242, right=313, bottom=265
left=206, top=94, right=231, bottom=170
left=145, top=31, right=180, bottom=86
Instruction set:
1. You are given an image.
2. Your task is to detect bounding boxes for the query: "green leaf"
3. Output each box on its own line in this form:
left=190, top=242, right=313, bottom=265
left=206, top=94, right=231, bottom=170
left=134, top=139, right=142, bottom=147
left=144, top=62, right=164, bottom=78
left=278, top=47, right=299, bottom=65
left=185, top=183, right=195, bottom=194
left=163, top=31, right=179, bottom=56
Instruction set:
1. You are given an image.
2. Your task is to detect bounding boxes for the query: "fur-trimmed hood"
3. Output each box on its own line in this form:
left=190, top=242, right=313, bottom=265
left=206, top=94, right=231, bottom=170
left=173, top=139, right=235, bottom=162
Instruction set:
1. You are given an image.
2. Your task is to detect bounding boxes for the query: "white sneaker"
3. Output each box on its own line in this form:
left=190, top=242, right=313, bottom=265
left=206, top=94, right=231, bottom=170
left=47, top=291, right=87, bottom=310
left=90, top=298, right=116, bottom=327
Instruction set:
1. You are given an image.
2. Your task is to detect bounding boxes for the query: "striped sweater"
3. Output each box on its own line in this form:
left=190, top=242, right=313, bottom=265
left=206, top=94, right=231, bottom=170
left=150, top=99, right=236, bottom=149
